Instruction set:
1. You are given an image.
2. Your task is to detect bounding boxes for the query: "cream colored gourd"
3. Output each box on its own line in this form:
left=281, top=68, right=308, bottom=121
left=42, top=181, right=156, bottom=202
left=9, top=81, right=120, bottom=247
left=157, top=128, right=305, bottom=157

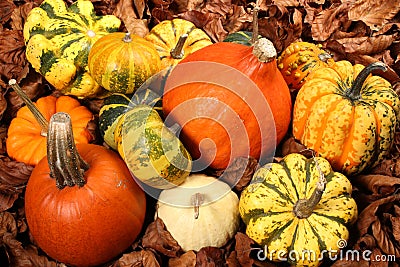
left=156, top=174, right=240, bottom=251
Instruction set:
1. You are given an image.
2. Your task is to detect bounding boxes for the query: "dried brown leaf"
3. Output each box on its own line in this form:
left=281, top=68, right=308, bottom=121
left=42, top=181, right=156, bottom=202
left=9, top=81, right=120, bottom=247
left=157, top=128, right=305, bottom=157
left=311, top=2, right=351, bottom=41
left=10, top=2, right=36, bottom=31
left=280, top=137, right=315, bottom=158
left=3, top=234, right=66, bottom=267
left=0, top=0, right=16, bottom=25
left=234, top=232, right=256, bottom=267
left=112, top=249, right=161, bottom=267
left=178, top=10, right=211, bottom=29
left=215, top=156, right=259, bottom=192
left=0, top=30, right=27, bottom=71
left=142, top=217, right=182, bottom=257
left=348, top=0, right=400, bottom=31
left=196, top=247, right=225, bottom=266
left=91, top=0, right=121, bottom=16
left=352, top=174, right=400, bottom=197
left=0, top=92, right=6, bottom=121
left=0, top=212, right=17, bottom=239
left=0, top=156, right=33, bottom=186
left=334, top=35, right=395, bottom=55
left=168, top=250, right=196, bottom=267
left=113, top=0, right=149, bottom=37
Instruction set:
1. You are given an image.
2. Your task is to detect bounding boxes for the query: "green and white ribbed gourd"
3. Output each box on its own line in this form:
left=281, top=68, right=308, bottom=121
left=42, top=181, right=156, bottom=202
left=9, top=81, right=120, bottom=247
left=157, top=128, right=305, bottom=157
left=99, top=90, right=162, bottom=150
left=114, top=105, right=192, bottom=189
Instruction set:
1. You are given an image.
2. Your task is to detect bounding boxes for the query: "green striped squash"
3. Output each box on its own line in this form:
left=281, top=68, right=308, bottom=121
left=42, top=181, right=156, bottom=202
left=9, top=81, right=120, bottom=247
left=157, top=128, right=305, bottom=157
left=239, top=153, right=358, bottom=266
left=223, top=31, right=261, bottom=46
left=115, top=105, right=192, bottom=189
left=99, top=89, right=162, bottom=149
left=23, top=0, right=121, bottom=98
left=88, top=32, right=161, bottom=94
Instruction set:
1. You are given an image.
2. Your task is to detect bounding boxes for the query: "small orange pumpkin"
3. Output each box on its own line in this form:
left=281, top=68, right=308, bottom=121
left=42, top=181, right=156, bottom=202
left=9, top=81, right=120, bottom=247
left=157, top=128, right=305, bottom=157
left=25, top=112, right=146, bottom=267
left=6, top=80, right=93, bottom=166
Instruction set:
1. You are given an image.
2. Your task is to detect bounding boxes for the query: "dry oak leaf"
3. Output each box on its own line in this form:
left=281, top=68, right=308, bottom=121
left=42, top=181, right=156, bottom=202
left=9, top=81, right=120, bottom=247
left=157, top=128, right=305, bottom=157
left=112, top=249, right=161, bottom=267
left=348, top=0, right=400, bottom=31
left=0, top=0, right=16, bottom=25
left=357, top=194, right=400, bottom=258
left=10, top=2, right=37, bottom=31
left=142, top=217, right=182, bottom=257
left=168, top=250, right=196, bottom=267
left=113, top=0, right=150, bottom=37
left=196, top=246, right=225, bottom=266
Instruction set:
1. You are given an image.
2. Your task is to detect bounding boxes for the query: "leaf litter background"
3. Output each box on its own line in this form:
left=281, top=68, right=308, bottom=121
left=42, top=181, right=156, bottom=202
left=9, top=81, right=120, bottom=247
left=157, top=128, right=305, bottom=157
left=1, top=0, right=400, bottom=266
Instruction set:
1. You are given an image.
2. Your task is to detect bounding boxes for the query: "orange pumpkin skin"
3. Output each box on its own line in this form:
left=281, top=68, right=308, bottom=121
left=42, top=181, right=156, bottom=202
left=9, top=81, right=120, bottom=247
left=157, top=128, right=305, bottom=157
left=6, top=95, right=93, bottom=166
left=163, top=41, right=292, bottom=170
left=25, top=143, right=146, bottom=267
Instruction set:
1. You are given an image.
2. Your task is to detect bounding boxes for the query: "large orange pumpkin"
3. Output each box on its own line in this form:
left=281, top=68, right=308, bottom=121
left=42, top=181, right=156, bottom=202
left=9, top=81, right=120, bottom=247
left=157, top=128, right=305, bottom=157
left=6, top=94, right=93, bottom=166
left=25, top=112, right=146, bottom=267
left=163, top=38, right=292, bottom=170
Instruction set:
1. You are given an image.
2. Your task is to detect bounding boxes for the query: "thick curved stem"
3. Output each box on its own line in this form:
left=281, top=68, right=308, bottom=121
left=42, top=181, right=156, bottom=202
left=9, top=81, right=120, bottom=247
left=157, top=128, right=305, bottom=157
left=347, top=61, right=387, bottom=101
left=47, top=112, right=89, bottom=189
left=293, top=158, right=326, bottom=219
left=191, top=193, right=204, bottom=219
left=9, top=79, right=48, bottom=136
left=170, top=34, right=188, bottom=59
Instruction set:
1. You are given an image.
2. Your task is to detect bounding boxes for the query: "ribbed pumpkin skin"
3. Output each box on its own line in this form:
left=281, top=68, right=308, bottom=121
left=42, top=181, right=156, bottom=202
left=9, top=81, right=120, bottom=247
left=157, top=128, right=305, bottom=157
left=6, top=95, right=93, bottom=166
left=277, top=42, right=333, bottom=90
left=293, top=61, right=400, bottom=175
left=223, top=31, right=260, bottom=46
left=23, top=0, right=121, bottom=98
left=88, top=33, right=161, bottom=94
left=99, top=90, right=162, bottom=149
left=239, top=153, right=358, bottom=266
left=144, top=19, right=212, bottom=69
left=163, top=42, right=292, bottom=170
left=115, top=105, right=192, bottom=189
left=25, top=143, right=146, bottom=267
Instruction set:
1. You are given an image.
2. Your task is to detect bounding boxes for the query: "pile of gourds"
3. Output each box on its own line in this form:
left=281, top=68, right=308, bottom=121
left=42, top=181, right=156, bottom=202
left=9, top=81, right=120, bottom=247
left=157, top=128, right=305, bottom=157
left=5, top=0, right=400, bottom=266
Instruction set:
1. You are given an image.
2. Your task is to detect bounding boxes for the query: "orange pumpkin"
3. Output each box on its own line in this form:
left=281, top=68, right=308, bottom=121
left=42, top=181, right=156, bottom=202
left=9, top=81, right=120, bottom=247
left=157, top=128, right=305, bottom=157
left=163, top=38, right=292, bottom=170
left=6, top=80, right=93, bottom=166
left=25, top=112, right=146, bottom=267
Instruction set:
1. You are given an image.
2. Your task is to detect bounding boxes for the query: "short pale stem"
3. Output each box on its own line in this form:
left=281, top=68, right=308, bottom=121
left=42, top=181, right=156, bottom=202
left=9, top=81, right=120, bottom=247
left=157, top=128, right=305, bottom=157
left=123, top=32, right=132, bottom=43
left=170, top=34, right=188, bottom=59
left=191, top=193, right=204, bottom=219
left=251, top=6, right=260, bottom=44
left=347, top=61, right=387, bottom=101
left=9, top=79, right=48, bottom=136
left=47, top=112, right=89, bottom=189
left=293, top=159, right=326, bottom=219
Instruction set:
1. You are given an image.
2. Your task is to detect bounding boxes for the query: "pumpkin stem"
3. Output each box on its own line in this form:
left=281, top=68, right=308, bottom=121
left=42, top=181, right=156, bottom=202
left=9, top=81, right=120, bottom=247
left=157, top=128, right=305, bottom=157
left=191, top=193, right=204, bottom=219
left=347, top=61, right=387, bottom=101
left=170, top=34, right=188, bottom=59
left=8, top=79, right=49, bottom=136
left=250, top=5, right=260, bottom=44
left=123, top=32, right=132, bottom=43
left=47, top=112, right=89, bottom=189
left=293, top=158, right=327, bottom=219
left=252, top=38, right=277, bottom=63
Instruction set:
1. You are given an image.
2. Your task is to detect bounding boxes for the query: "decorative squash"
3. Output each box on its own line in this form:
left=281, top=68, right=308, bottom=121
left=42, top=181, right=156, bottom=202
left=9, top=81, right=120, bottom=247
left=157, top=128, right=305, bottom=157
left=88, top=32, right=162, bottom=94
left=277, top=41, right=333, bottom=90
left=163, top=38, right=292, bottom=170
left=23, top=0, right=121, bottom=98
left=157, top=174, right=240, bottom=252
left=223, top=31, right=261, bottom=46
left=292, top=61, right=400, bottom=176
left=6, top=79, right=93, bottom=166
left=25, top=112, right=146, bottom=267
left=239, top=153, right=358, bottom=266
left=144, top=18, right=212, bottom=69
left=99, top=89, right=162, bottom=149
left=114, top=104, right=192, bottom=189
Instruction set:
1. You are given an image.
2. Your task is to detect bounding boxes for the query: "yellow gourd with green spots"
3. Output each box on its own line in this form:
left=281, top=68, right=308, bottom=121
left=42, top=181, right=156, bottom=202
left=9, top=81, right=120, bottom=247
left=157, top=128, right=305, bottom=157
left=239, top=153, right=358, bottom=266
left=23, top=0, right=121, bottom=98
left=293, top=61, right=400, bottom=175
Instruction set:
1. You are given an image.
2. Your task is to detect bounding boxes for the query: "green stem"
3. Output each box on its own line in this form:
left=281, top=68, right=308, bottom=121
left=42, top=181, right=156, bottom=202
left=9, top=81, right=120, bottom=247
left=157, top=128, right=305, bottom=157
left=170, top=34, right=188, bottom=59
left=8, top=79, right=48, bottom=136
left=347, top=61, right=387, bottom=101
left=47, top=112, right=89, bottom=189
